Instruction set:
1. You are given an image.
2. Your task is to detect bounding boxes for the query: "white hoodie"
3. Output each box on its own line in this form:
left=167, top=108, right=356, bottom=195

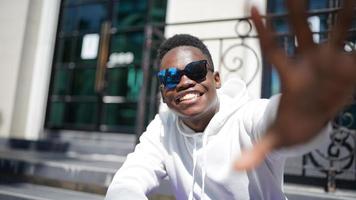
left=105, top=78, right=330, bottom=200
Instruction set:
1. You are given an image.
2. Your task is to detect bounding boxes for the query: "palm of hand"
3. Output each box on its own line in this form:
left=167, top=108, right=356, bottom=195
left=235, top=0, right=356, bottom=170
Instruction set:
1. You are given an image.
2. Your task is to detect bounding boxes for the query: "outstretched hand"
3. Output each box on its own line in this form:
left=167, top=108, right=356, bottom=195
left=235, top=0, right=356, bottom=170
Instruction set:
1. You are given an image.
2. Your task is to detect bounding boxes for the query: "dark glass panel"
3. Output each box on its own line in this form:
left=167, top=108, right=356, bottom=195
left=61, top=1, right=108, bottom=33
left=47, top=102, right=66, bottom=127
left=309, top=0, right=328, bottom=9
left=270, top=68, right=280, bottom=96
left=64, top=0, right=106, bottom=6
left=267, top=0, right=285, bottom=14
left=110, top=31, right=144, bottom=64
left=66, top=102, right=98, bottom=125
left=336, top=104, right=356, bottom=130
left=72, top=68, right=96, bottom=96
left=102, top=102, right=137, bottom=127
left=126, top=66, right=143, bottom=100
left=60, top=7, right=78, bottom=33
left=77, top=3, right=107, bottom=32
left=150, top=0, right=167, bottom=23
left=52, top=68, right=71, bottom=95
left=106, top=67, right=128, bottom=96
left=106, top=65, right=143, bottom=98
left=113, top=0, right=146, bottom=27
left=56, top=37, right=75, bottom=63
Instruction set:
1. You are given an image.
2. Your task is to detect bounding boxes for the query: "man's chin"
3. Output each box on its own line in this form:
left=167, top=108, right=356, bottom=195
left=176, top=109, right=206, bottom=120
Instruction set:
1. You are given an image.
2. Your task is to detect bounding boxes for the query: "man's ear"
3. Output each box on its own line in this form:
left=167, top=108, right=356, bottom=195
left=213, top=71, right=221, bottom=89
left=160, top=85, right=167, bottom=103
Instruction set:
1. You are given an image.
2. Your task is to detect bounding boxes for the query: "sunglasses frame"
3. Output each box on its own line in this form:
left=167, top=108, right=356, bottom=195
left=157, top=60, right=210, bottom=90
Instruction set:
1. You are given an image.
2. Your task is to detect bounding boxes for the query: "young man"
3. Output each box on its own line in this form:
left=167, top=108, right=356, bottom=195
left=106, top=1, right=356, bottom=200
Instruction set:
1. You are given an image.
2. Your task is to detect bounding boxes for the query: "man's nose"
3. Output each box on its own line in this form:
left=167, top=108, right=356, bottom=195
left=175, top=75, right=195, bottom=91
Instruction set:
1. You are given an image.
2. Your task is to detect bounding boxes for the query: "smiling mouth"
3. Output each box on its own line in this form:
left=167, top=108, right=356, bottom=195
left=176, top=92, right=203, bottom=103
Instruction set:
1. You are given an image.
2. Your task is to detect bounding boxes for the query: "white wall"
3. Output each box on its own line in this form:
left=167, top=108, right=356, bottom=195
left=10, top=0, right=60, bottom=140
left=0, top=0, right=30, bottom=138
left=0, top=0, right=60, bottom=139
left=165, top=0, right=266, bottom=98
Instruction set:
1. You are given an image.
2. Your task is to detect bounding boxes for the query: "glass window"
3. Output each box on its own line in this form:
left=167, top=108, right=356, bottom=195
left=52, top=68, right=72, bottom=95
left=151, top=0, right=167, bottom=23
left=60, top=7, right=78, bottom=33
left=46, top=0, right=167, bottom=132
left=71, top=68, right=96, bottom=96
left=110, top=31, right=144, bottom=65
left=102, top=102, right=137, bottom=128
left=56, top=37, right=75, bottom=63
left=106, top=67, right=128, bottom=96
left=126, top=66, right=143, bottom=101
left=64, top=0, right=105, bottom=6
left=105, top=65, right=143, bottom=99
left=77, top=3, right=108, bottom=33
left=47, top=102, right=66, bottom=127
left=113, top=0, right=147, bottom=28
left=60, top=0, right=108, bottom=33
left=65, top=102, right=98, bottom=126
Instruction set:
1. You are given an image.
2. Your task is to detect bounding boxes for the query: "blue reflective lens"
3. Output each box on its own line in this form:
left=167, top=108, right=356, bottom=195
left=157, top=60, right=208, bottom=90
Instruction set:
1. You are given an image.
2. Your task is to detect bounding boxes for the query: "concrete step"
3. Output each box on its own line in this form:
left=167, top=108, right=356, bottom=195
left=285, top=183, right=356, bottom=200
left=0, top=181, right=104, bottom=200
left=0, top=134, right=172, bottom=197
left=0, top=147, right=124, bottom=194
left=49, top=132, right=136, bottom=156
left=2, top=132, right=136, bottom=156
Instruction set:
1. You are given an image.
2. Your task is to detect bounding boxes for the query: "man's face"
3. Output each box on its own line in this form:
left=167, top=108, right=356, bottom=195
left=160, top=46, right=221, bottom=121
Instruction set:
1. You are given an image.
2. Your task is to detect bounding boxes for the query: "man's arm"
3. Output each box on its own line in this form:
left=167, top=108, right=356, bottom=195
left=252, top=94, right=332, bottom=158
left=235, top=0, right=356, bottom=170
left=105, top=115, right=167, bottom=200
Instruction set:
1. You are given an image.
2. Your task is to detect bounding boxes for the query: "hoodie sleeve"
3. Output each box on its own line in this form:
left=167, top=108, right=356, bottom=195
left=249, top=94, right=331, bottom=158
left=105, top=114, right=167, bottom=200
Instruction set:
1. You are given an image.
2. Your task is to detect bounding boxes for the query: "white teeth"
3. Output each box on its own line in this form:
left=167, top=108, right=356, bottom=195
left=180, top=93, right=199, bottom=101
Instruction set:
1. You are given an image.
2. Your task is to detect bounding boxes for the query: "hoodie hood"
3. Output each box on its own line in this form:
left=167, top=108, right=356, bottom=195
left=204, top=77, right=251, bottom=136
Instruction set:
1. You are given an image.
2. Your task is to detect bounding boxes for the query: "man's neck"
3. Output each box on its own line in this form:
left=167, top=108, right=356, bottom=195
left=181, top=103, right=220, bottom=132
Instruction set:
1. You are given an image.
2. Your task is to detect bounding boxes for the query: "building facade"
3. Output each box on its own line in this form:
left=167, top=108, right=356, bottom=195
left=0, top=0, right=355, bottom=192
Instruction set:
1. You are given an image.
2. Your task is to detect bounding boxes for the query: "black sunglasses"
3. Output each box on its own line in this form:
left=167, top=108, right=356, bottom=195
left=157, top=60, right=211, bottom=90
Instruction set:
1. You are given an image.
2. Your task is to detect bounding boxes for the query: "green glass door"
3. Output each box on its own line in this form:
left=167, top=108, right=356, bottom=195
left=45, top=0, right=167, bottom=133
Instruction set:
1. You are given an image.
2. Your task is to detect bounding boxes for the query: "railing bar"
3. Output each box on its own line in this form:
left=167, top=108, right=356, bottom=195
left=148, top=7, right=354, bottom=28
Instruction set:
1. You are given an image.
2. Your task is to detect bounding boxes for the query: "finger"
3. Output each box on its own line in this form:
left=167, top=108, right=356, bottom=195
left=251, top=7, right=291, bottom=84
left=234, top=134, right=276, bottom=171
left=330, top=0, right=356, bottom=48
left=286, top=0, right=315, bottom=52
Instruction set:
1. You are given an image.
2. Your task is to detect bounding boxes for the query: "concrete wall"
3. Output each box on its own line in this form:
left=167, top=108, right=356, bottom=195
left=10, top=0, right=60, bottom=140
left=0, top=0, right=60, bottom=139
left=0, top=0, right=30, bottom=138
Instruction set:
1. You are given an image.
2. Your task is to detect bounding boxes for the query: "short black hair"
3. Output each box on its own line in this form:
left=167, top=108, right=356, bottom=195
left=157, top=34, right=214, bottom=70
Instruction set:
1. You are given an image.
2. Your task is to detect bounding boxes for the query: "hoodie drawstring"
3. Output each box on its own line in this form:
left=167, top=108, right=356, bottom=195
left=188, top=139, right=197, bottom=200
left=189, top=134, right=208, bottom=200
left=201, top=133, right=208, bottom=200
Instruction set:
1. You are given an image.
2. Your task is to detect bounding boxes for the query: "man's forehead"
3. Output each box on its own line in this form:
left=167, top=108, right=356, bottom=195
left=160, top=46, right=206, bottom=69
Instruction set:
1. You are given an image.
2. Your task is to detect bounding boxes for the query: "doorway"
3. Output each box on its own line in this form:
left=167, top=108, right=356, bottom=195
left=45, top=0, right=167, bottom=133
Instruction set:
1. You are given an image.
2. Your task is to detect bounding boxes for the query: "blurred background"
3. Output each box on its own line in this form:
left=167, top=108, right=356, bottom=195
left=0, top=0, right=355, bottom=199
